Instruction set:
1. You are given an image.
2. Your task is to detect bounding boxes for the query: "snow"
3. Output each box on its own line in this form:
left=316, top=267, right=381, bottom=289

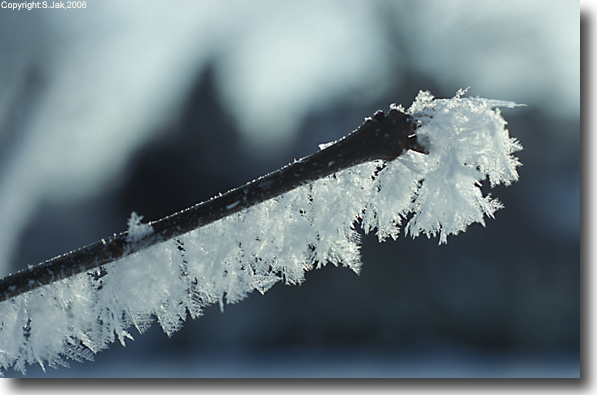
left=0, top=90, right=522, bottom=375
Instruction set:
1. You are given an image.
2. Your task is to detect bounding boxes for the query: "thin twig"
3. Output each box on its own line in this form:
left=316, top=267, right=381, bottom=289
left=0, top=108, right=426, bottom=303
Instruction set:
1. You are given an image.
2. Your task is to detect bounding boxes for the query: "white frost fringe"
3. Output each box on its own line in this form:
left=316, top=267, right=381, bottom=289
left=0, top=90, right=522, bottom=375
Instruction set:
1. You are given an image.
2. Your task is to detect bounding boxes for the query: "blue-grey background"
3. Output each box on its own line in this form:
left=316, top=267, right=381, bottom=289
left=0, top=0, right=580, bottom=377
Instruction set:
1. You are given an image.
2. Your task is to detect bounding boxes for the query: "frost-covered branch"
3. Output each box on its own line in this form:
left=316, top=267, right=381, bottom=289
left=0, top=109, right=423, bottom=304
left=0, top=90, right=522, bottom=375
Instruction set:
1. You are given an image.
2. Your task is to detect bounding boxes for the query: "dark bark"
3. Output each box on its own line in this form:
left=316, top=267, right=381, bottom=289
left=0, top=108, right=426, bottom=303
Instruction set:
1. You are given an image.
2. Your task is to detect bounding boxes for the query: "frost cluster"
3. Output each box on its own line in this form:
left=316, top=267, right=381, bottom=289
left=364, top=88, right=522, bottom=243
left=125, top=212, right=153, bottom=245
left=0, top=90, right=522, bottom=375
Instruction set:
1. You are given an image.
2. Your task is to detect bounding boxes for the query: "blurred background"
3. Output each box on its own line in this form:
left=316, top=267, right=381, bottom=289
left=1, top=0, right=579, bottom=377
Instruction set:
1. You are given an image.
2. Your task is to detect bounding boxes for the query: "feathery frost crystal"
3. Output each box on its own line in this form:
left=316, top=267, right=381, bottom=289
left=0, top=90, right=522, bottom=375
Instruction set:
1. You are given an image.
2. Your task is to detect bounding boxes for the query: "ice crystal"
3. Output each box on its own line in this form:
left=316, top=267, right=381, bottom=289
left=0, top=90, right=522, bottom=375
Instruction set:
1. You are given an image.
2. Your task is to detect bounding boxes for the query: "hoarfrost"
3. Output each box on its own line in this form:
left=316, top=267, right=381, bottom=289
left=0, top=90, right=522, bottom=375
left=125, top=212, right=153, bottom=245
